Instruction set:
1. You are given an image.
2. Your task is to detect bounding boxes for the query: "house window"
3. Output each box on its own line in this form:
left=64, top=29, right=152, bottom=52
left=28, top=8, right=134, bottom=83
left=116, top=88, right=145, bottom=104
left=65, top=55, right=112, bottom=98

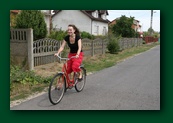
left=97, top=26, right=99, bottom=35
left=95, top=25, right=99, bottom=35
left=102, top=27, right=107, bottom=35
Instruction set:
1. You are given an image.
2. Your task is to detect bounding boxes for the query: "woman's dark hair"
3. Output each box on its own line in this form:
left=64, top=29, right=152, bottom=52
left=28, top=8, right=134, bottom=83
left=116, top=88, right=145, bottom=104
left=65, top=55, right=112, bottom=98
left=68, top=24, right=80, bottom=35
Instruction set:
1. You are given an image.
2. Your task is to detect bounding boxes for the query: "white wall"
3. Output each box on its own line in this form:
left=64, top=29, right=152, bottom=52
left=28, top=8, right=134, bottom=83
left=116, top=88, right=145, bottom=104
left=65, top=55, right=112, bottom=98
left=92, top=21, right=108, bottom=35
left=52, top=10, right=92, bottom=33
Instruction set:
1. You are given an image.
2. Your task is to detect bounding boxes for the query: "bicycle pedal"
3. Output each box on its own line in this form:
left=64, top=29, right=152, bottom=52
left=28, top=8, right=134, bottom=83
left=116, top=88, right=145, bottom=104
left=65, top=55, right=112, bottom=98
left=68, top=86, right=73, bottom=89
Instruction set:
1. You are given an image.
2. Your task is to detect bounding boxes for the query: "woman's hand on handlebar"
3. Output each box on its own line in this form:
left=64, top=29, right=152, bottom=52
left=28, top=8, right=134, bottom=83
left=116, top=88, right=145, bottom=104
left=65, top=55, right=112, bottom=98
left=54, top=53, right=59, bottom=56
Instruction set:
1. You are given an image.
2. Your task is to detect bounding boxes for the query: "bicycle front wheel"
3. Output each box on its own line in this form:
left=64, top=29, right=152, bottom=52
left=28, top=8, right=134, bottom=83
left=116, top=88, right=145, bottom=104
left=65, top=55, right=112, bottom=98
left=48, top=73, right=66, bottom=105
left=75, top=67, right=86, bottom=92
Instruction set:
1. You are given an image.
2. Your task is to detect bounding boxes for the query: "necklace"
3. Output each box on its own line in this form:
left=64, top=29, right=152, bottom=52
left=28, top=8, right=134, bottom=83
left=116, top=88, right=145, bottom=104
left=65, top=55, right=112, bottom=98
left=70, top=35, right=75, bottom=44
left=70, top=34, right=75, bottom=39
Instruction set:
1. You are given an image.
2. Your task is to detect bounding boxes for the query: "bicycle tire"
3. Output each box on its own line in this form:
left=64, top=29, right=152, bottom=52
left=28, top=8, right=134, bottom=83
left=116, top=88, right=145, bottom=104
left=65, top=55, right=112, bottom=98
left=75, top=67, right=86, bottom=92
left=48, top=73, right=66, bottom=105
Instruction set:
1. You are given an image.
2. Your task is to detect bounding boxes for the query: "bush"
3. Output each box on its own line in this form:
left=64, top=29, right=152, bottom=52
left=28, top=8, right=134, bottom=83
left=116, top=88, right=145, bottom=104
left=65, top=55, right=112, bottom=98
left=81, top=31, right=95, bottom=39
left=107, top=35, right=120, bottom=54
left=15, top=10, right=47, bottom=40
left=143, top=40, right=146, bottom=44
left=48, top=30, right=67, bottom=41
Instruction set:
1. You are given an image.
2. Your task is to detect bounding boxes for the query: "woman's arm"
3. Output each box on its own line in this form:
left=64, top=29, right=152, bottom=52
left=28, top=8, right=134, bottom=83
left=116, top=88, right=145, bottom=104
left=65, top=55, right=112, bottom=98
left=76, top=39, right=82, bottom=58
left=55, top=40, right=66, bottom=56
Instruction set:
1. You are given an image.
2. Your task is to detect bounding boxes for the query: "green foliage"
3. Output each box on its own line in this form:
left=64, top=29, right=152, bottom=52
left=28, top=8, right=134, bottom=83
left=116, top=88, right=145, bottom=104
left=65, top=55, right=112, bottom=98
left=143, top=29, right=160, bottom=38
left=112, top=15, right=136, bottom=37
left=48, top=30, right=66, bottom=41
left=15, top=10, right=47, bottom=40
left=94, top=35, right=106, bottom=39
left=148, top=27, right=154, bottom=35
left=10, top=65, right=51, bottom=91
left=107, top=35, right=120, bottom=54
left=81, top=31, right=95, bottom=39
left=143, top=31, right=150, bottom=37
left=153, top=32, right=160, bottom=38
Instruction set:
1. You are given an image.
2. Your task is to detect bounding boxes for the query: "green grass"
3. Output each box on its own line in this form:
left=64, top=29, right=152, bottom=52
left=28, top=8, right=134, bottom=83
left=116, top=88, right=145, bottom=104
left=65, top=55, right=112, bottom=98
left=83, top=42, right=159, bottom=73
left=10, top=83, right=49, bottom=101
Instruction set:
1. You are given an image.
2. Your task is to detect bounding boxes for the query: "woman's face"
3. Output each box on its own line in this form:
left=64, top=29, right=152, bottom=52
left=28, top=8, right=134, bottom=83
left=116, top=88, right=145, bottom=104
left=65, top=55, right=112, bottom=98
left=67, top=26, right=75, bottom=36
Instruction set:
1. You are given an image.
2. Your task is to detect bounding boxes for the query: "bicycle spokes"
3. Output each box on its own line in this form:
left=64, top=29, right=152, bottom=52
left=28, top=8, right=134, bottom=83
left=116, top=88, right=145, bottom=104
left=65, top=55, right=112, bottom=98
left=48, top=73, right=65, bottom=105
left=75, top=67, right=86, bottom=92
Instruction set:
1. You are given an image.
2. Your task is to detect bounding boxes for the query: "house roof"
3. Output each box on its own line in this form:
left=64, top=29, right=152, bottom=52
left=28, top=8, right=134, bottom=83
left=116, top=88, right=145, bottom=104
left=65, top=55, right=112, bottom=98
left=99, top=10, right=109, bottom=15
left=52, top=10, right=109, bottom=23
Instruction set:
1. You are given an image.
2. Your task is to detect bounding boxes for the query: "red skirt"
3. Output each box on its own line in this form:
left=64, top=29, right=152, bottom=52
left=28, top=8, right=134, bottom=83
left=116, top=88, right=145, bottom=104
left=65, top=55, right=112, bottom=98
left=67, top=52, right=83, bottom=74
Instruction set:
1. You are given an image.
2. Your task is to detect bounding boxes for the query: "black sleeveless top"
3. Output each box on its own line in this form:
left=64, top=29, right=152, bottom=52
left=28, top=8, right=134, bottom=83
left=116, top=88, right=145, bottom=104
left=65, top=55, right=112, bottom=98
left=64, top=35, right=83, bottom=53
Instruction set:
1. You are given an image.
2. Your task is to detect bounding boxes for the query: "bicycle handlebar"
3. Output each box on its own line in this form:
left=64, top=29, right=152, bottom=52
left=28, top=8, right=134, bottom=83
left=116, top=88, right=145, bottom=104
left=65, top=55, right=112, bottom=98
left=56, top=55, right=76, bottom=60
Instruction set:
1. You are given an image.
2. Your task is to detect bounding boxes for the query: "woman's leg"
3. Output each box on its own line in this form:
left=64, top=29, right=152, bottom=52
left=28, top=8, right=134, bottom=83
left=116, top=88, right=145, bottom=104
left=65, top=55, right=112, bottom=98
left=72, top=52, right=83, bottom=79
left=67, top=53, right=73, bottom=74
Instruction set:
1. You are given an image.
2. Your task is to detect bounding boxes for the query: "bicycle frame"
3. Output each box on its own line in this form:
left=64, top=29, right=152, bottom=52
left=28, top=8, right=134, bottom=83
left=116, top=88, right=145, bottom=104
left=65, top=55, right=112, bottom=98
left=57, top=55, right=77, bottom=88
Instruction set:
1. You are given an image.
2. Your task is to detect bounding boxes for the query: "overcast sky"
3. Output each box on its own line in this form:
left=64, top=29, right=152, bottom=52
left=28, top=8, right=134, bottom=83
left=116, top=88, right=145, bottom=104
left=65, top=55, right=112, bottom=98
left=107, top=10, right=160, bottom=32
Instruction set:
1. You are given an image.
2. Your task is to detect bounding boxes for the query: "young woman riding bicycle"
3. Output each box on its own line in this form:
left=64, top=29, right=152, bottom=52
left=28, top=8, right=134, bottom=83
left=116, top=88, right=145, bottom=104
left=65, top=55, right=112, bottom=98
left=55, top=24, right=83, bottom=84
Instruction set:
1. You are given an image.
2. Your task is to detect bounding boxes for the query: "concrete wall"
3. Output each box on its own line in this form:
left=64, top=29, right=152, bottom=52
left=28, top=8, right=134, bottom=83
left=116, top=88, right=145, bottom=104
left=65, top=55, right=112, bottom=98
left=10, top=29, right=33, bottom=70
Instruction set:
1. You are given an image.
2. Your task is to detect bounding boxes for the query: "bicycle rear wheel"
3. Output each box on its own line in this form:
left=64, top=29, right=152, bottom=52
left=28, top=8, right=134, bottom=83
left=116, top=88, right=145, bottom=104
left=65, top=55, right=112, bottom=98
left=48, top=73, right=66, bottom=105
left=75, top=67, right=86, bottom=92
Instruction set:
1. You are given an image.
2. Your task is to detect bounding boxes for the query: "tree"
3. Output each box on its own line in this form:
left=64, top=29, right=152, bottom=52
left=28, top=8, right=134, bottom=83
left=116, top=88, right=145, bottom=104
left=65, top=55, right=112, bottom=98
left=15, top=10, right=47, bottom=40
left=148, top=27, right=154, bottom=36
left=143, top=31, right=150, bottom=37
left=112, top=15, right=136, bottom=37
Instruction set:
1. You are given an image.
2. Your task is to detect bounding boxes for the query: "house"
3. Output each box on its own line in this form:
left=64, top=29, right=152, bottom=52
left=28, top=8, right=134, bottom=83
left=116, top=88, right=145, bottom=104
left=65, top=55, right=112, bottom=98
left=109, top=17, right=143, bottom=37
left=52, top=10, right=110, bottom=35
left=132, top=19, right=142, bottom=32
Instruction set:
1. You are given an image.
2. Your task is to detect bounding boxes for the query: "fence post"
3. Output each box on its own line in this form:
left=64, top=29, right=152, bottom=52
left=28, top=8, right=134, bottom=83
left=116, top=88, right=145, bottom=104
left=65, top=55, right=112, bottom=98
left=102, top=39, right=104, bottom=54
left=91, top=40, right=94, bottom=56
left=137, top=38, right=139, bottom=46
left=27, top=28, right=34, bottom=70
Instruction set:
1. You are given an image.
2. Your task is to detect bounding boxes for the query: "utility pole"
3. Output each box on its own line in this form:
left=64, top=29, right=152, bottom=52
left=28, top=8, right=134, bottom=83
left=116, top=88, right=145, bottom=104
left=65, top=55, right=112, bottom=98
left=150, top=10, right=153, bottom=36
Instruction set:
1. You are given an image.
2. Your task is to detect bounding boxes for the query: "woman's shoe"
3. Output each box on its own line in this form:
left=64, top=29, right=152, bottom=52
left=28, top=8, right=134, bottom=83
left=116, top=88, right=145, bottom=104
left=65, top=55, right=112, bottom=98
left=77, top=71, right=83, bottom=82
left=77, top=77, right=83, bottom=82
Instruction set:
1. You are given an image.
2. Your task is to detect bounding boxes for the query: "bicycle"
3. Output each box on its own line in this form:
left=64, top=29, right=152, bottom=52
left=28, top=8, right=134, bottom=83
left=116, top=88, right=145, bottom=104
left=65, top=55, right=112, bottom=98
left=48, top=55, right=86, bottom=105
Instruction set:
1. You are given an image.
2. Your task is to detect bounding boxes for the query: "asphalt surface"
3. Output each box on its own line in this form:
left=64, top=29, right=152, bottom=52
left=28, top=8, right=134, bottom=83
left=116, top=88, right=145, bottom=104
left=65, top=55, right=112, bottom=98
left=11, top=45, right=160, bottom=110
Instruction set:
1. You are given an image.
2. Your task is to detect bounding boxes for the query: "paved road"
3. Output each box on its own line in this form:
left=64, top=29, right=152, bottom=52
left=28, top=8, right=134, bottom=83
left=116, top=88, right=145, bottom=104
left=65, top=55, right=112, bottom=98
left=11, top=45, right=160, bottom=110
